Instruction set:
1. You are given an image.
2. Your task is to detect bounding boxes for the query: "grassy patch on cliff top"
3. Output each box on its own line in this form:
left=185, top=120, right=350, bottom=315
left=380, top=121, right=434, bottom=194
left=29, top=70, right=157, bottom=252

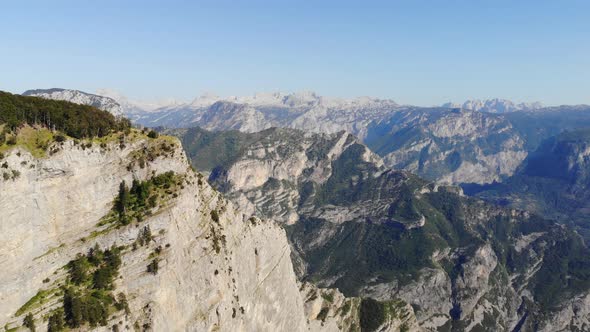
left=0, top=126, right=179, bottom=161
left=0, top=125, right=54, bottom=158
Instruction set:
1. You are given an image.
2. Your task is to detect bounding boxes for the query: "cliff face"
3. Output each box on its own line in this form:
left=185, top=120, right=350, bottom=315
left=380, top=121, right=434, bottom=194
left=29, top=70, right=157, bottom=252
left=173, top=126, right=590, bottom=331
left=470, top=128, right=590, bottom=240
left=0, top=132, right=309, bottom=331
left=0, top=129, right=419, bottom=332
left=364, top=108, right=528, bottom=185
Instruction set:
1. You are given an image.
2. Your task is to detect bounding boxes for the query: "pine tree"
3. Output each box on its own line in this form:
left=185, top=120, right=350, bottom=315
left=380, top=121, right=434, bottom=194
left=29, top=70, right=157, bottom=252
left=23, top=313, right=35, bottom=332
left=116, top=181, right=130, bottom=223
left=47, top=309, right=65, bottom=332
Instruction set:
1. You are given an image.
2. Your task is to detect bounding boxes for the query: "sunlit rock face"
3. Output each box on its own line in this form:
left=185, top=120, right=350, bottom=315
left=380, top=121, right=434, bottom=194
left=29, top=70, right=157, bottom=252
left=0, top=135, right=311, bottom=331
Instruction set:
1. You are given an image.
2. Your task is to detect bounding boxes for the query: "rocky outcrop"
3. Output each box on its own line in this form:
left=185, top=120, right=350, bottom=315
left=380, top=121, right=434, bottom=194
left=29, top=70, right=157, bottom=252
left=365, top=108, right=529, bottom=185
left=180, top=127, right=367, bottom=225
left=301, top=283, right=422, bottom=332
left=538, top=292, right=590, bottom=332
left=174, top=126, right=590, bottom=331
left=471, top=128, right=590, bottom=228
left=0, top=132, right=313, bottom=331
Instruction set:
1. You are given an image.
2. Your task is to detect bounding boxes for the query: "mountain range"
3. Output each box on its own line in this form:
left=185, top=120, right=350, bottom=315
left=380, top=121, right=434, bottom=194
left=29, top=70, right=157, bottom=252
left=2, top=91, right=423, bottom=332
left=466, top=128, right=590, bottom=239
left=441, top=99, right=544, bottom=113
left=167, top=125, right=590, bottom=330
left=3, top=89, right=590, bottom=331
left=23, top=88, right=590, bottom=186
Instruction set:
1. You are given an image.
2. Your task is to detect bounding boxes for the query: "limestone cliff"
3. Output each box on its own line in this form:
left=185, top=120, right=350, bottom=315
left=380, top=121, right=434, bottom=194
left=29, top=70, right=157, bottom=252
left=0, top=132, right=311, bottom=331
left=0, top=128, right=420, bottom=332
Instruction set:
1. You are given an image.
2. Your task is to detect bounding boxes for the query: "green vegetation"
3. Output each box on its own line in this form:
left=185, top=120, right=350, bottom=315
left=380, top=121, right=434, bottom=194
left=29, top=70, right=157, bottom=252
left=171, top=120, right=590, bottom=321
left=0, top=91, right=130, bottom=138
left=287, top=176, right=588, bottom=303
left=321, top=291, right=334, bottom=303
left=15, top=288, right=59, bottom=316
left=359, top=298, right=409, bottom=332
left=23, top=313, right=35, bottom=332
left=530, top=234, right=590, bottom=310
left=63, top=287, right=111, bottom=327
left=115, top=181, right=131, bottom=221
left=115, top=293, right=130, bottom=315
left=359, top=298, right=385, bottom=332
left=505, top=108, right=590, bottom=150
left=0, top=95, right=160, bottom=159
left=0, top=126, right=55, bottom=158
left=290, top=215, right=445, bottom=294
left=16, top=244, right=127, bottom=330
left=469, top=128, right=590, bottom=239
left=316, top=307, right=329, bottom=322
left=127, top=136, right=179, bottom=170
left=314, top=143, right=383, bottom=205
left=47, top=309, right=65, bottom=332
left=166, top=127, right=252, bottom=172
left=102, top=171, right=183, bottom=227
left=67, top=245, right=122, bottom=289
left=166, top=126, right=307, bottom=175
left=210, top=210, right=220, bottom=223
left=147, top=259, right=159, bottom=275
left=147, top=130, right=159, bottom=139
left=209, top=225, right=226, bottom=254
left=340, top=300, right=352, bottom=317
left=136, top=225, right=153, bottom=246
left=52, top=245, right=125, bottom=329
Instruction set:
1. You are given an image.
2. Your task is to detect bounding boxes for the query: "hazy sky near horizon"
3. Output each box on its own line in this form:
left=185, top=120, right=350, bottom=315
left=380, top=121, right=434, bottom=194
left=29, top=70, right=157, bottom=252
left=1, top=0, right=589, bottom=106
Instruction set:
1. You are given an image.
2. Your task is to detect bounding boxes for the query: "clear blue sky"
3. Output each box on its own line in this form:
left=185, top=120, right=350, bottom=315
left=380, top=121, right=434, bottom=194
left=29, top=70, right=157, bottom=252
left=1, top=0, right=589, bottom=106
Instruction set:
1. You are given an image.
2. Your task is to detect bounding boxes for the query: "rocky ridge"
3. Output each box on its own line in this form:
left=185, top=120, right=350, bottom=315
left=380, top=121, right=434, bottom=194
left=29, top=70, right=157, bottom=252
left=441, top=99, right=543, bottom=113
left=26, top=88, right=590, bottom=186
left=469, top=128, right=590, bottom=239
left=172, top=126, right=590, bottom=331
left=364, top=108, right=528, bottom=184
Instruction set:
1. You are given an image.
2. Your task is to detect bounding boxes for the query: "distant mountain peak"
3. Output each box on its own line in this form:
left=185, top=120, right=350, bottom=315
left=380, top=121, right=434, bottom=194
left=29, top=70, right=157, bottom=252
left=23, top=88, right=123, bottom=116
left=190, top=92, right=221, bottom=107
left=442, top=98, right=543, bottom=113
left=97, top=88, right=181, bottom=112
left=179, top=90, right=398, bottom=110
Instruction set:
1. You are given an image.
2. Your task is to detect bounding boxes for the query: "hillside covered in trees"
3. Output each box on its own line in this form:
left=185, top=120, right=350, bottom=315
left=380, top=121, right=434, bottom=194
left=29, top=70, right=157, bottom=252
left=0, top=91, right=130, bottom=138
